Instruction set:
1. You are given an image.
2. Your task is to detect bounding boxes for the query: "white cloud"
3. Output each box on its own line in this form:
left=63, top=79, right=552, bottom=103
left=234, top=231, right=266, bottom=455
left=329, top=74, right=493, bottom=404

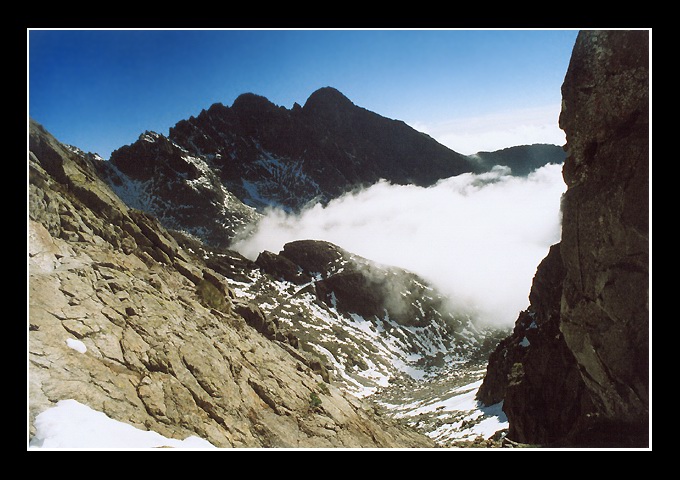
left=409, top=105, right=566, bottom=155
left=232, top=164, right=566, bottom=327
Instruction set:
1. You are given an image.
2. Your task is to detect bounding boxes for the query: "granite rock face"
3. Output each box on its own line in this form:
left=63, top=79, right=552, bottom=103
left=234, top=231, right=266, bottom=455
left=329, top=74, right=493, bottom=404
left=477, top=30, right=649, bottom=447
left=558, top=30, right=649, bottom=442
left=28, top=119, right=435, bottom=448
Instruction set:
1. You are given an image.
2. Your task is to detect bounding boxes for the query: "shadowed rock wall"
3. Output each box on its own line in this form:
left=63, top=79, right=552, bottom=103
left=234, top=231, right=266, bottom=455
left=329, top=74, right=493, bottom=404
left=478, top=30, right=649, bottom=447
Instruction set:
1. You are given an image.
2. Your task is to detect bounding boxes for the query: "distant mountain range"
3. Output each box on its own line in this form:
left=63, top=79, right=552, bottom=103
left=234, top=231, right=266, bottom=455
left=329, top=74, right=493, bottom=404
left=470, top=144, right=566, bottom=176
left=93, top=86, right=565, bottom=248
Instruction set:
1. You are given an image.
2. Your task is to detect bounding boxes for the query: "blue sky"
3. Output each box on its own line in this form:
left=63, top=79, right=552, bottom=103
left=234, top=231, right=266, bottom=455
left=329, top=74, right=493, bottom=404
left=28, top=29, right=579, bottom=158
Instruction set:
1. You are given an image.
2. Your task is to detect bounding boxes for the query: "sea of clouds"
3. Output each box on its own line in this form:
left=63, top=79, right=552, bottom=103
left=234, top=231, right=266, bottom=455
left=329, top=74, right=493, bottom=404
left=232, top=163, right=566, bottom=327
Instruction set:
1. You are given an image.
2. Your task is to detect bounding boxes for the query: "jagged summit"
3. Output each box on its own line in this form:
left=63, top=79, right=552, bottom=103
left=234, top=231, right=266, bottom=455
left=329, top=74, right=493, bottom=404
left=104, top=86, right=481, bottom=247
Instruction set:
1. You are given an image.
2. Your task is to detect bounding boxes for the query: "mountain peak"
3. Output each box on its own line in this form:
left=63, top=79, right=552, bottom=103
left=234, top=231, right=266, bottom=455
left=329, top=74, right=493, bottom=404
left=231, top=92, right=279, bottom=114
left=302, top=86, right=355, bottom=113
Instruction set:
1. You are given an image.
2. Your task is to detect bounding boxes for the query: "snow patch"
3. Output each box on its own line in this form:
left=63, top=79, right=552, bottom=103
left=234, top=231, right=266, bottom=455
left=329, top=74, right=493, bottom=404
left=377, top=378, right=508, bottom=444
left=66, top=338, right=87, bottom=353
left=29, top=399, right=216, bottom=449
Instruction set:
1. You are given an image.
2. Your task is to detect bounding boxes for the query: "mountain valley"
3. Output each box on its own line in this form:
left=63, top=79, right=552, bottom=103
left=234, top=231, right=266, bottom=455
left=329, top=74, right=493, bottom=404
left=28, top=30, right=649, bottom=449
left=29, top=116, right=514, bottom=448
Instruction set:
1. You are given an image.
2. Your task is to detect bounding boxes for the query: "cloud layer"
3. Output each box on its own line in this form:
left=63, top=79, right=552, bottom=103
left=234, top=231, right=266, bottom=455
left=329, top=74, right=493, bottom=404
left=232, top=164, right=566, bottom=327
left=410, top=105, right=566, bottom=155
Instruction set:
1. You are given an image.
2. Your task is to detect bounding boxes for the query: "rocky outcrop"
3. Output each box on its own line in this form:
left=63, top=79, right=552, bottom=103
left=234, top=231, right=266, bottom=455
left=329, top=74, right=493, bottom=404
left=96, top=131, right=260, bottom=249
left=558, top=30, right=649, bottom=443
left=477, top=244, right=591, bottom=444
left=477, top=30, right=649, bottom=447
left=260, top=240, right=468, bottom=331
left=28, top=119, right=435, bottom=448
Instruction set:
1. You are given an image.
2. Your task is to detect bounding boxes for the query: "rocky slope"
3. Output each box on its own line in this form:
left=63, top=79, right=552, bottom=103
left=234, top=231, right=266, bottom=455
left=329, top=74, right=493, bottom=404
left=94, top=131, right=261, bottom=249
left=477, top=30, right=649, bottom=447
left=94, top=87, right=563, bottom=249
left=28, top=118, right=439, bottom=448
left=165, top=228, right=496, bottom=392
left=235, top=239, right=489, bottom=396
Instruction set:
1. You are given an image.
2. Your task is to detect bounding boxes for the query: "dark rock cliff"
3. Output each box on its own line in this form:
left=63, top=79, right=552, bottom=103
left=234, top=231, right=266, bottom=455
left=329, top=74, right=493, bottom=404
left=477, top=30, right=649, bottom=447
left=477, top=244, right=592, bottom=444
left=558, top=30, right=649, bottom=444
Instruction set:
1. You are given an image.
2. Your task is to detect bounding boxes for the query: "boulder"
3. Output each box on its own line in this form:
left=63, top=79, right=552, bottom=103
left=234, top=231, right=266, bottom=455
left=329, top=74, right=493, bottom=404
left=232, top=300, right=278, bottom=341
left=255, top=250, right=312, bottom=285
left=202, top=267, right=236, bottom=298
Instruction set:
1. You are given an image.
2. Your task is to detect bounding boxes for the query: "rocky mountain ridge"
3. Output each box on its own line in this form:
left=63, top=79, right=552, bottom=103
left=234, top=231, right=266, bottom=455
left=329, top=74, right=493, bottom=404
left=168, top=87, right=477, bottom=207
left=94, top=86, right=564, bottom=249
left=470, top=144, right=566, bottom=176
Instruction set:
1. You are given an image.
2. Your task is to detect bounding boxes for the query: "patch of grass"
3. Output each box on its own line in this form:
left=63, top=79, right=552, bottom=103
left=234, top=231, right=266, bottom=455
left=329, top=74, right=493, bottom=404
left=317, top=382, right=330, bottom=396
left=309, top=392, right=323, bottom=412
